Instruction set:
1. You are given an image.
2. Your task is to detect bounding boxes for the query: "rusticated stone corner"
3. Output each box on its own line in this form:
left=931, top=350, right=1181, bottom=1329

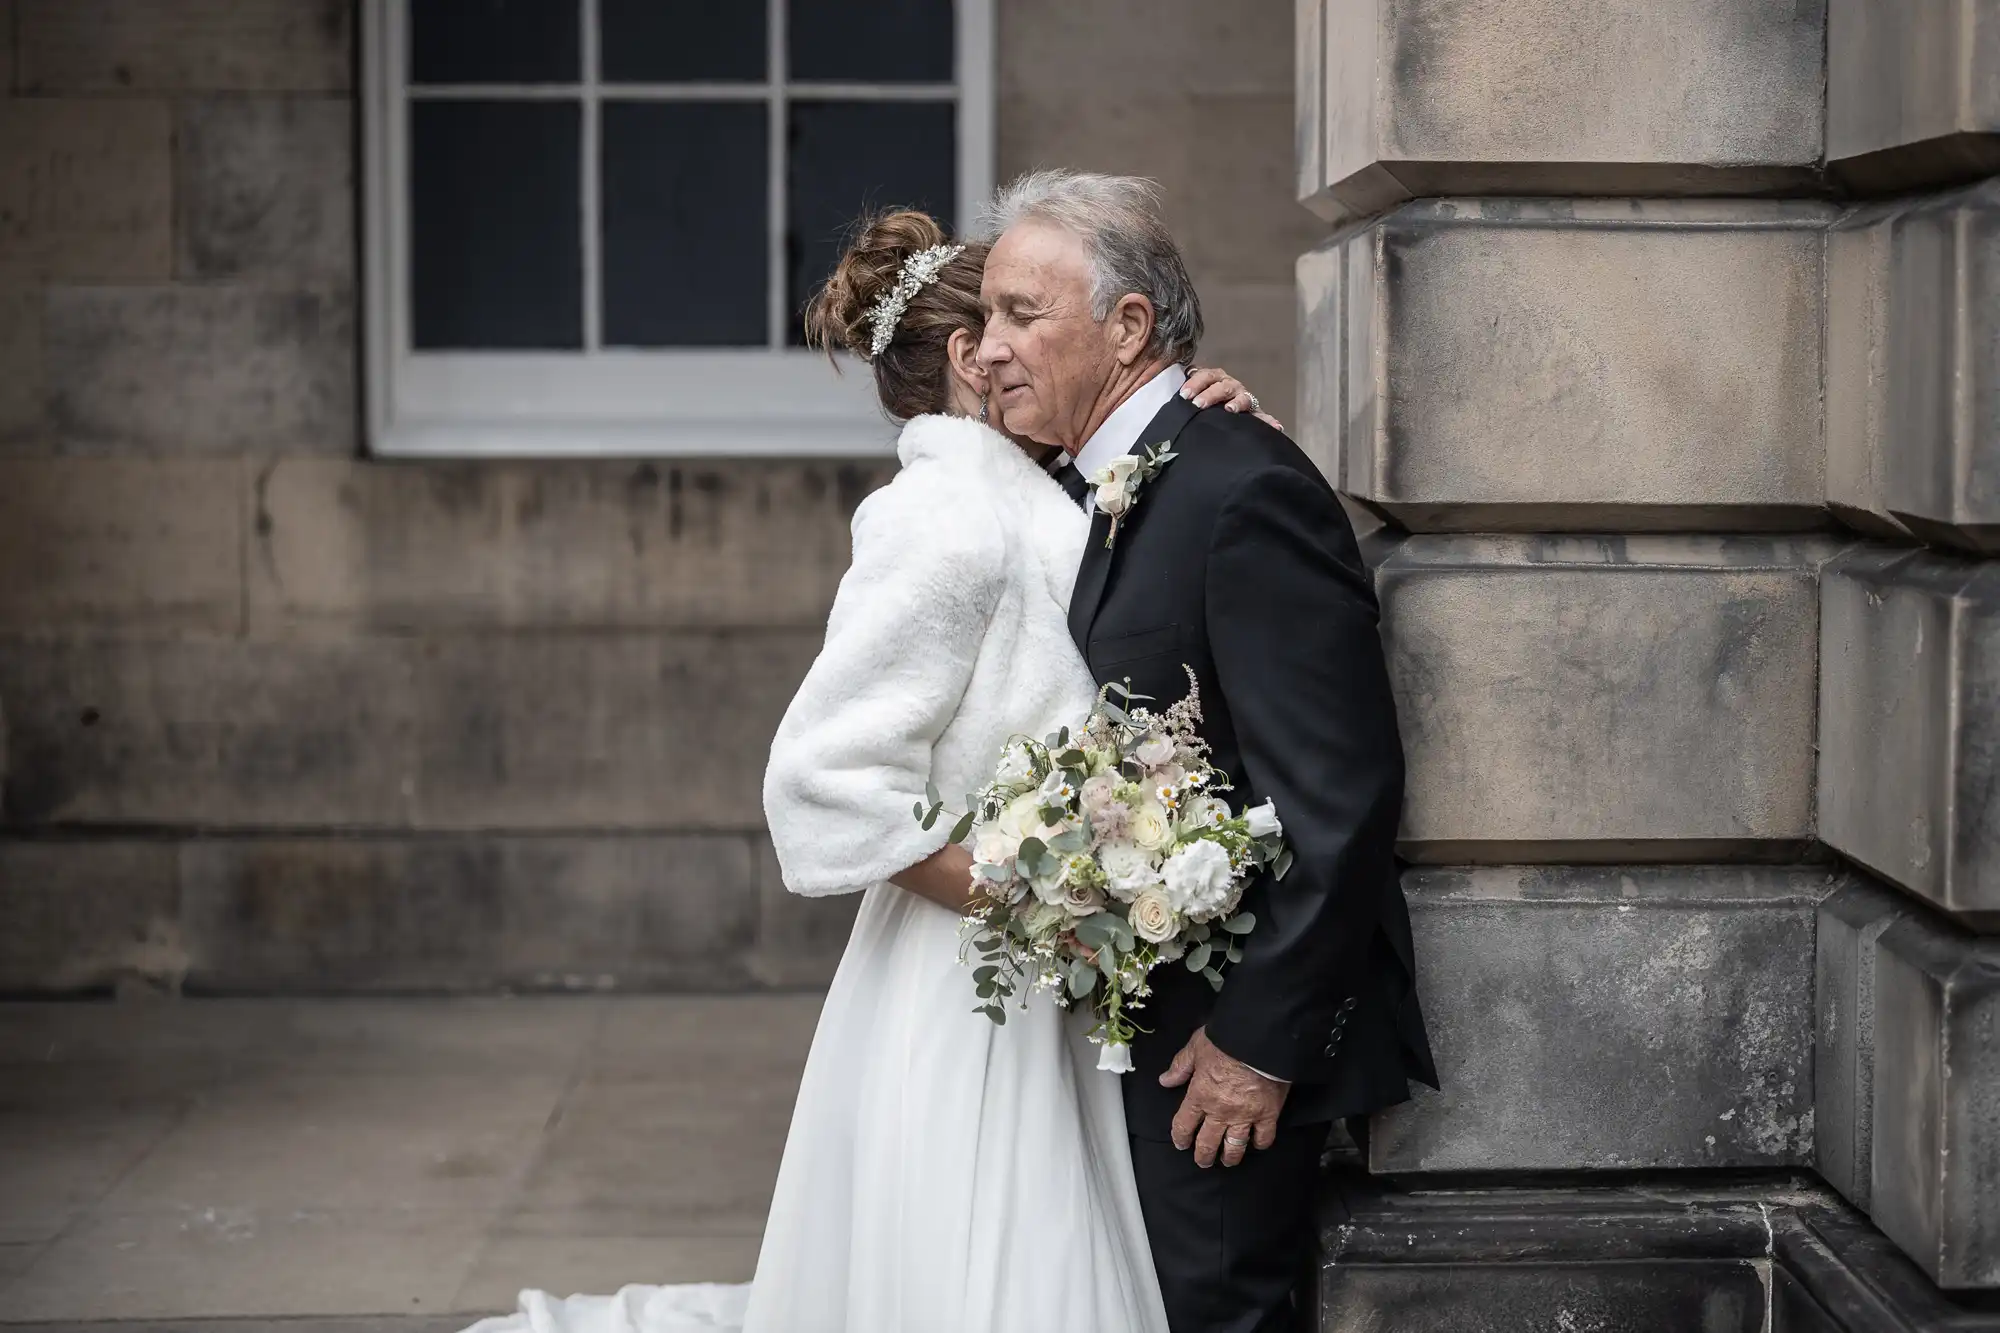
left=1371, top=865, right=1832, bottom=1174
left=1828, top=0, right=2000, bottom=193
left=1870, top=903, right=2000, bottom=1289
left=1818, top=547, right=2000, bottom=927
left=1376, top=534, right=1839, bottom=862
left=1298, top=0, right=1825, bottom=224
left=1299, top=200, right=1832, bottom=534
left=1826, top=180, right=2000, bottom=554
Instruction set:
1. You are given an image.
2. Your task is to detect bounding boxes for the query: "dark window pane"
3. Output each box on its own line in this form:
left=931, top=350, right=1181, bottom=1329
left=787, top=101, right=955, bottom=346
left=411, top=100, right=582, bottom=349
left=602, top=102, right=768, bottom=347
left=789, top=0, right=952, bottom=82
left=601, top=0, right=764, bottom=82
left=410, top=0, right=580, bottom=84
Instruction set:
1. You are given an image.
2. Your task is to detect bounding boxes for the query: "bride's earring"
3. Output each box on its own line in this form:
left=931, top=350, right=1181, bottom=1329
left=978, top=394, right=990, bottom=425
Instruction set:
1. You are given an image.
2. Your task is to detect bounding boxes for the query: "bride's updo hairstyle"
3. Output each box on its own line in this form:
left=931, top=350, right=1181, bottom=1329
left=803, top=209, right=989, bottom=423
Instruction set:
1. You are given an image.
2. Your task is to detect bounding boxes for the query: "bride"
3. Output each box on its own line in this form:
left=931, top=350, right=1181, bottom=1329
left=463, top=212, right=1272, bottom=1333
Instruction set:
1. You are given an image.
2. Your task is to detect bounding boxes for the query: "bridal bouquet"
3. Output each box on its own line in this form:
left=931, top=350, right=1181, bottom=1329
left=913, top=669, right=1291, bottom=1072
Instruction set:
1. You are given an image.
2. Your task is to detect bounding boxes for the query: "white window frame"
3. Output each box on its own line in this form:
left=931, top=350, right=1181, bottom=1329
left=361, top=0, right=995, bottom=458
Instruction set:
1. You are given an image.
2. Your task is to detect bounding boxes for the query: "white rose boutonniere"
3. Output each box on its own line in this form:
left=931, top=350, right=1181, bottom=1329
left=1089, top=441, right=1177, bottom=548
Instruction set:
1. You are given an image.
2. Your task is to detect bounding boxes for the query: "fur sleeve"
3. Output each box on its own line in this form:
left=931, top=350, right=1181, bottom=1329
left=762, top=470, right=1006, bottom=896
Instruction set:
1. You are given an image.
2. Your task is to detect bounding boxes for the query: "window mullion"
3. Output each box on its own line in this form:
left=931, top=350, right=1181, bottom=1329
left=768, top=0, right=787, bottom=349
left=582, top=0, right=603, bottom=353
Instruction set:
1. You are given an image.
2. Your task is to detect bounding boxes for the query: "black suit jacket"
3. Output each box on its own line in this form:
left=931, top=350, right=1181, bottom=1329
left=1070, top=393, right=1438, bottom=1139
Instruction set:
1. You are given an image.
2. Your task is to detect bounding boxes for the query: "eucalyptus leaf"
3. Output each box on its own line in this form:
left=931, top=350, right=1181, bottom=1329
left=1202, top=966, right=1225, bottom=992
left=912, top=801, right=925, bottom=822
left=1221, top=913, right=1256, bottom=935
left=1067, top=961, right=1096, bottom=999
left=948, top=810, right=976, bottom=843
left=1274, top=849, right=1295, bottom=881
left=921, top=806, right=940, bottom=831
left=973, top=965, right=998, bottom=985
left=1186, top=942, right=1213, bottom=972
left=980, top=1005, right=1006, bottom=1025
left=1018, top=836, right=1046, bottom=862
left=1073, top=915, right=1114, bottom=949
left=1225, top=945, right=1244, bottom=965
left=1103, top=915, right=1136, bottom=950
left=926, top=780, right=941, bottom=808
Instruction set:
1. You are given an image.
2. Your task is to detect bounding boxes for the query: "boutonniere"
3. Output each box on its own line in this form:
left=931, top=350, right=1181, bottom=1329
left=1091, top=441, right=1177, bottom=548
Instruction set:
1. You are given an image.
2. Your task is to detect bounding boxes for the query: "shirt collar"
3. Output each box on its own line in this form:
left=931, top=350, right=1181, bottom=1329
left=1070, top=363, right=1189, bottom=506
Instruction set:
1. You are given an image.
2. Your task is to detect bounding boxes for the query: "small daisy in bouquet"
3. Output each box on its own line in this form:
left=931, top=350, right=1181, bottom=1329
left=914, top=668, right=1291, bottom=1072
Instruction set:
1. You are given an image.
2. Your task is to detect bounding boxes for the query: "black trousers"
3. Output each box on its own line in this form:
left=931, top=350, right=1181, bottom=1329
left=1129, top=1122, right=1337, bottom=1333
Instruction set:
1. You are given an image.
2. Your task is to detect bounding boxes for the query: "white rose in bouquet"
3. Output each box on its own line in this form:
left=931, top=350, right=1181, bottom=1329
left=1128, top=888, right=1181, bottom=944
left=1079, top=773, right=1121, bottom=815
left=1162, top=839, right=1237, bottom=920
left=1134, top=731, right=1176, bottom=769
left=1128, top=800, right=1175, bottom=852
left=1099, top=842, right=1161, bottom=902
left=997, top=793, right=1043, bottom=841
left=1245, top=799, right=1284, bottom=839
left=1061, top=878, right=1106, bottom=916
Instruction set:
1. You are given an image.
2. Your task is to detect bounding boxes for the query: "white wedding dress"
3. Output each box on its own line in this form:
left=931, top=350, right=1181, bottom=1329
left=463, top=415, right=1170, bottom=1333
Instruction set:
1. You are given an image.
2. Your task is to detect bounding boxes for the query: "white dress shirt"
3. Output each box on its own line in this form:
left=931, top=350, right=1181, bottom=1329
left=1069, top=363, right=1189, bottom=512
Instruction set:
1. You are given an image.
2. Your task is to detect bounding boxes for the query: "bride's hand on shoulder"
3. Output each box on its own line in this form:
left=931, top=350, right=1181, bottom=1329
left=1181, top=367, right=1284, bottom=433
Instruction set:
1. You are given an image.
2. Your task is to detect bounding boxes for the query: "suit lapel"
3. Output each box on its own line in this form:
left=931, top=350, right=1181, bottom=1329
left=1067, top=392, right=1200, bottom=657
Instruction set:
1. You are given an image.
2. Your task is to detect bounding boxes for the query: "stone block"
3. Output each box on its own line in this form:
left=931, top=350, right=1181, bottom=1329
left=1828, top=0, right=2000, bottom=192
left=177, top=835, right=759, bottom=992
left=1818, top=548, right=2000, bottom=926
left=0, top=283, right=40, bottom=448
left=1370, top=866, right=1826, bottom=1173
left=176, top=98, right=353, bottom=283
left=1815, top=879, right=1918, bottom=1212
left=999, top=0, right=1291, bottom=100
left=0, top=635, right=419, bottom=829
left=247, top=458, right=886, bottom=633
left=407, top=632, right=817, bottom=831
left=1300, top=199, right=1831, bottom=532
left=45, top=285, right=355, bottom=455
left=1870, top=906, right=2000, bottom=1288
left=0, top=631, right=817, bottom=831
left=17, top=0, right=351, bottom=93
left=0, top=840, right=182, bottom=993
left=1320, top=1182, right=1783, bottom=1332
left=998, top=90, right=1322, bottom=299
left=1300, top=0, right=1825, bottom=223
left=0, top=459, right=244, bottom=632
left=746, top=834, right=858, bottom=989
left=1376, top=535, right=1834, bottom=861
left=0, top=100, right=172, bottom=280
left=1323, top=1263, right=1766, bottom=1332
left=1826, top=181, right=2000, bottom=554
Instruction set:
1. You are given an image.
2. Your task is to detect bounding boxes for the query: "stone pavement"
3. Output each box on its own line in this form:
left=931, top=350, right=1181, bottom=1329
left=0, top=995, right=823, bottom=1330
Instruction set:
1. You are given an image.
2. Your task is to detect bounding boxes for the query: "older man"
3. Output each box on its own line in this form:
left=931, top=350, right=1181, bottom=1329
left=977, top=171, right=1437, bottom=1333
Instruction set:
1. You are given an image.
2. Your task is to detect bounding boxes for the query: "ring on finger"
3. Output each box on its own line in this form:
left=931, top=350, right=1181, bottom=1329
left=1244, top=393, right=1261, bottom=413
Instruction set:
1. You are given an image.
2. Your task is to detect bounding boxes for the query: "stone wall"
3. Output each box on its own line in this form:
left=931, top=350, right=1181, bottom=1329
left=1297, top=0, right=2000, bottom=1321
left=0, top=0, right=1314, bottom=994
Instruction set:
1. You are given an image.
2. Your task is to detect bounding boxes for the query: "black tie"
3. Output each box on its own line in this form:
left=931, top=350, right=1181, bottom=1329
left=1054, top=463, right=1090, bottom=511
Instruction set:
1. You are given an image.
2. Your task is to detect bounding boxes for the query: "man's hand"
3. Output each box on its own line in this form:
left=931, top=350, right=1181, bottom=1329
left=1160, top=1026, right=1288, bottom=1169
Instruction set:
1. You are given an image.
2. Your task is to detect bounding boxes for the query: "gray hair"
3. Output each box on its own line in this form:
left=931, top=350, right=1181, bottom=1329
left=975, top=169, right=1203, bottom=364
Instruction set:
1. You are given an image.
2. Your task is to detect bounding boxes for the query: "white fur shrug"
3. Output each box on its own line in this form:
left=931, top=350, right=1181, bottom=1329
left=764, top=414, right=1100, bottom=897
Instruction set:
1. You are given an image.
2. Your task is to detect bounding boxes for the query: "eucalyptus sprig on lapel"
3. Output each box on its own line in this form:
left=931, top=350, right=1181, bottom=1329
left=1090, top=441, right=1177, bottom=548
